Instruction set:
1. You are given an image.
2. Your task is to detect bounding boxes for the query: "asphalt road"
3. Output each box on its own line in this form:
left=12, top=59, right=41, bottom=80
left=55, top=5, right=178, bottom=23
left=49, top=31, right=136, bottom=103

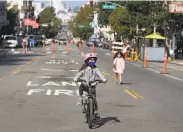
left=0, top=43, right=183, bottom=131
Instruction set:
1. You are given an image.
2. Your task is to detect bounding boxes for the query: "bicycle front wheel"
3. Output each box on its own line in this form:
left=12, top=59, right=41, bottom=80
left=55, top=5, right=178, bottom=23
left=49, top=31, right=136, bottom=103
left=88, top=98, right=93, bottom=129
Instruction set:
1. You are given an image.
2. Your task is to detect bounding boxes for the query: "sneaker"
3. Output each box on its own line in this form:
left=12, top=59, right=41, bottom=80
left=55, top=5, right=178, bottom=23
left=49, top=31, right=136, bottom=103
left=77, top=98, right=83, bottom=106
left=82, top=107, right=86, bottom=113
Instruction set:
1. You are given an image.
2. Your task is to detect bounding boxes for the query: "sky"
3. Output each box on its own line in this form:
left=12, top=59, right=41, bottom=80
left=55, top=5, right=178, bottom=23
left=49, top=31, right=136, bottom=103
left=34, top=0, right=90, bottom=8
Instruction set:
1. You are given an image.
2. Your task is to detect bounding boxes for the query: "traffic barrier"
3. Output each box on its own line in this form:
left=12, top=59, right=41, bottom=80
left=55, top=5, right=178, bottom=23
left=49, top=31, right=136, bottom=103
left=163, top=50, right=167, bottom=74
left=42, top=40, right=46, bottom=53
left=2, top=44, right=5, bottom=56
left=51, top=40, right=55, bottom=53
left=144, top=48, right=147, bottom=68
left=66, top=40, right=69, bottom=54
left=131, top=48, right=134, bottom=63
left=92, top=42, right=95, bottom=53
left=22, top=43, right=27, bottom=54
left=112, top=43, right=115, bottom=58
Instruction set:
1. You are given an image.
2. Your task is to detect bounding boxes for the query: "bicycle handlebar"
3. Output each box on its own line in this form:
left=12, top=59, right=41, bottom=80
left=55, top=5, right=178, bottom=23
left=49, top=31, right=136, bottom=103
left=76, top=79, right=106, bottom=84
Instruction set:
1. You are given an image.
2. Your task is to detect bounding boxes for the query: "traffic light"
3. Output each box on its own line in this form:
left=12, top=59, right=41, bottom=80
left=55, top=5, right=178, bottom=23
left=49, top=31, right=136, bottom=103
left=90, top=0, right=93, bottom=8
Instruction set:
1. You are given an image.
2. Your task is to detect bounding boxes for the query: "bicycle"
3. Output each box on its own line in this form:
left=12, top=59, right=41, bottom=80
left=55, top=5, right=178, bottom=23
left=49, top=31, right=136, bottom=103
left=77, top=79, right=106, bottom=129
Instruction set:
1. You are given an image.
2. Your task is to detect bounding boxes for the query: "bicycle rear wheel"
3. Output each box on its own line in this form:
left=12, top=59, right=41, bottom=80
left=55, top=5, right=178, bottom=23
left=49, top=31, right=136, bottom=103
left=88, top=98, right=93, bottom=129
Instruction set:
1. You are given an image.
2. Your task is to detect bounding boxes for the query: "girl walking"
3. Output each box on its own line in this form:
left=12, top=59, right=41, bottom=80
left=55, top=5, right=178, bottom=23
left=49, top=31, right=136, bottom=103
left=113, top=51, right=125, bottom=84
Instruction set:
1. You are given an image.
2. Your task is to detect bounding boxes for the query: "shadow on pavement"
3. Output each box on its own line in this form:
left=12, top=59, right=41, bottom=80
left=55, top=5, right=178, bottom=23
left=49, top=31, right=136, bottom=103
left=93, top=116, right=120, bottom=129
left=123, top=82, right=132, bottom=85
left=0, top=53, right=45, bottom=66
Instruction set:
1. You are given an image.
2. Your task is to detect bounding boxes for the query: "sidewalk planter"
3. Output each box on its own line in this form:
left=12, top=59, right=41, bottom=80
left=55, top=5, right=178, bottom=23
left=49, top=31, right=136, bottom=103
left=140, top=47, right=165, bottom=62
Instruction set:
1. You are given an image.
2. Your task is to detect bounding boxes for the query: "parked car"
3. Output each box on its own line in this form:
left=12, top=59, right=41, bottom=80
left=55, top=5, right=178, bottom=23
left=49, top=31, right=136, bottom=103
left=59, top=39, right=67, bottom=45
left=3, top=36, right=18, bottom=48
left=45, top=38, right=52, bottom=45
left=34, top=35, right=44, bottom=46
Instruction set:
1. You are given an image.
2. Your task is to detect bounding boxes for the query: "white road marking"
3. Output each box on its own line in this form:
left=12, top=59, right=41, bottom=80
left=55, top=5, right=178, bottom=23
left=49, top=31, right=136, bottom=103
left=76, top=90, right=79, bottom=96
left=62, top=81, right=77, bottom=86
left=81, top=52, right=85, bottom=57
left=46, top=89, right=52, bottom=95
left=41, top=68, right=78, bottom=72
left=27, top=89, right=44, bottom=95
left=131, top=63, right=183, bottom=82
left=41, top=68, right=64, bottom=71
left=26, top=81, right=39, bottom=87
left=105, top=53, right=111, bottom=56
left=43, top=81, right=60, bottom=86
left=36, top=76, right=74, bottom=79
left=131, top=63, right=141, bottom=67
left=164, top=74, right=183, bottom=82
left=54, top=90, right=73, bottom=96
left=146, top=68, right=160, bottom=73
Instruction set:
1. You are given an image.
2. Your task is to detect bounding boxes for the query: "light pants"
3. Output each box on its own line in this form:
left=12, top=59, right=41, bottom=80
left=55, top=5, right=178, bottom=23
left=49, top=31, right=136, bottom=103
left=118, top=73, right=122, bottom=82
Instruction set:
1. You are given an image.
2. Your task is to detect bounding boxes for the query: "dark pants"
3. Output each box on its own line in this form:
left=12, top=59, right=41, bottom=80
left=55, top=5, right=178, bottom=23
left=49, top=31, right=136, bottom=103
left=79, top=84, right=98, bottom=110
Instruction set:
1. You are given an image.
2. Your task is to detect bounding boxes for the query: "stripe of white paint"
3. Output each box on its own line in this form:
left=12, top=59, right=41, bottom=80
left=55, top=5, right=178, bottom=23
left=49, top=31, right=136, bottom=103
left=46, top=89, right=52, bottom=95
left=41, top=68, right=64, bottom=71
left=27, top=89, right=44, bottom=95
left=26, top=81, right=39, bottom=87
left=81, top=52, right=85, bottom=57
left=105, top=53, right=111, bottom=56
left=146, top=68, right=160, bottom=73
left=54, top=90, right=73, bottom=96
left=164, top=74, right=183, bottom=82
left=76, top=90, right=79, bottom=96
left=62, top=81, right=77, bottom=86
left=132, top=62, right=183, bottom=82
left=131, top=63, right=141, bottom=67
left=36, top=76, right=74, bottom=79
left=69, top=69, right=79, bottom=71
left=43, top=81, right=60, bottom=86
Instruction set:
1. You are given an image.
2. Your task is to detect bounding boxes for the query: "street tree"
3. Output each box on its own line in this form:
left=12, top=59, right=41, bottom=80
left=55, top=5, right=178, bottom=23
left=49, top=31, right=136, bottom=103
left=2, top=4, right=19, bottom=35
left=109, top=7, right=131, bottom=39
left=69, top=4, right=94, bottom=40
left=38, top=7, right=61, bottom=38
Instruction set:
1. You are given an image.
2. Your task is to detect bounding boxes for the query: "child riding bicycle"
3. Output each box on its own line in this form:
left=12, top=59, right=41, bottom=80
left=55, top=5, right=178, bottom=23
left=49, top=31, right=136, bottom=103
left=73, top=53, right=107, bottom=115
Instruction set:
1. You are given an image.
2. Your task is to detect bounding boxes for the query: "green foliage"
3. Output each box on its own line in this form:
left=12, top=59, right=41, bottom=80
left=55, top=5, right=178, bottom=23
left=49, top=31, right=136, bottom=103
left=2, top=5, right=19, bottom=35
left=109, top=7, right=131, bottom=38
left=98, top=1, right=172, bottom=39
left=69, top=5, right=94, bottom=40
left=38, top=7, right=61, bottom=38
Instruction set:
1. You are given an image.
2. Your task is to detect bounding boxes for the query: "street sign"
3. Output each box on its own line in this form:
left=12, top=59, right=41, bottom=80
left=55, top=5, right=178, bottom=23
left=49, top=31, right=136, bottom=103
left=41, top=24, right=48, bottom=27
left=78, top=25, right=84, bottom=28
left=102, top=4, right=116, bottom=9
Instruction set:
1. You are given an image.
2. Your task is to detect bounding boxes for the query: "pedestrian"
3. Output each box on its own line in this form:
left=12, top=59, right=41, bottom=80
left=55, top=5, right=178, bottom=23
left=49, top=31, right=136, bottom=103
left=22, top=35, right=28, bottom=53
left=27, top=36, right=32, bottom=52
left=113, top=51, right=125, bottom=84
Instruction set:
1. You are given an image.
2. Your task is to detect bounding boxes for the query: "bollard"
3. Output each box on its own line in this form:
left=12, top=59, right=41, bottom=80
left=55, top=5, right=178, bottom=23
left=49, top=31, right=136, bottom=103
left=22, top=43, right=26, bottom=54
left=92, top=42, right=95, bottom=53
left=51, top=40, right=55, bottom=53
left=66, top=40, right=69, bottom=54
left=131, top=48, right=134, bottom=63
left=42, top=40, right=45, bottom=53
left=163, top=50, right=167, bottom=74
left=143, top=47, right=147, bottom=68
left=2, top=43, right=5, bottom=56
left=112, top=44, right=114, bottom=58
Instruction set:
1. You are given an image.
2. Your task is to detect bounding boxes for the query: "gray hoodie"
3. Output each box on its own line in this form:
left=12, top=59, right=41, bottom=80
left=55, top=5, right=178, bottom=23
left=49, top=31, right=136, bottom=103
left=74, top=66, right=106, bottom=86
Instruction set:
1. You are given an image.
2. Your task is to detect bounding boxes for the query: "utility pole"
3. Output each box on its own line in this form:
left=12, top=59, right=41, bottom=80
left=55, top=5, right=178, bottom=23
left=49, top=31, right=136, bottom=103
left=26, top=0, right=29, bottom=35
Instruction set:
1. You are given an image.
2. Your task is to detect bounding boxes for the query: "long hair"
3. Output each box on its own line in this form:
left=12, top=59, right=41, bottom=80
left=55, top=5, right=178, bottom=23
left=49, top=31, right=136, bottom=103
left=114, top=51, right=124, bottom=59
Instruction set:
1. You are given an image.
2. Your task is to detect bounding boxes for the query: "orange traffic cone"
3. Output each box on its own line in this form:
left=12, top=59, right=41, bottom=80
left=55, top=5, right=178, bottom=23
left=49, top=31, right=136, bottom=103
left=92, top=42, right=95, bottom=53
